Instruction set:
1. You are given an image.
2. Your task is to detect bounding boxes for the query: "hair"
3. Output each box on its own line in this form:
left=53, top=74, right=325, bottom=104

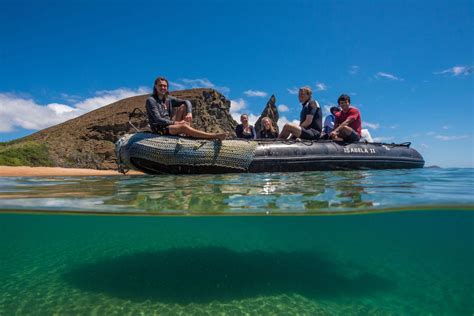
left=330, top=106, right=341, bottom=115
left=337, top=94, right=351, bottom=105
left=152, top=76, right=169, bottom=96
left=299, top=86, right=312, bottom=97
left=262, top=117, right=276, bottom=133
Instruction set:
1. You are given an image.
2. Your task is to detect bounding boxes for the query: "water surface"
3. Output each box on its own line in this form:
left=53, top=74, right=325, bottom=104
left=0, top=168, right=473, bottom=314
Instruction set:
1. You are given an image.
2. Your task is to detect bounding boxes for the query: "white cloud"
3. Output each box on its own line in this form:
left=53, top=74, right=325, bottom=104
left=435, top=135, right=470, bottom=141
left=0, top=87, right=148, bottom=133
left=373, top=136, right=395, bottom=142
left=277, top=116, right=300, bottom=133
left=244, top=90, right=268, bottom=97
left=364, top=122, right=380, bottom=130
left=287, top=87, right=299, bottom=95
left=434, top=66, right=473, bottom=76
left=74, top=87, right=149, bottom=111
left=47, top=103, right=78, bottom=115
left=230, top=98, right=247, bottom=114
left=179, top=78, right=230, bottom=94
left=315, top=82, right=328, bottom=91
left=182, top=78, right=215, bottom=88
left=229, top=99, right=260, bottom=125
left=349, top=65, right=359, bottom=75
left=169, top=81, right=186, bottom=90
left=442, top=125, right=450, bottom=130
left=375, top=72, right=404, bottom=81
left=278, top=104, right=289, bottom=112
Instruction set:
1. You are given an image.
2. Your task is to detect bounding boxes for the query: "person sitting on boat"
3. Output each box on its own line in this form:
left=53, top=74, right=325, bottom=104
left=235, top=114, right=256, bottom=139
left=320, top=106, right=341, bottom=139
left=278, top=86, right=322, bottom=140
left=259, top=117, right=278, bottom=139
left=330, top=94, right=362, bottom=143
left=146, top=76, right=227, bottom=140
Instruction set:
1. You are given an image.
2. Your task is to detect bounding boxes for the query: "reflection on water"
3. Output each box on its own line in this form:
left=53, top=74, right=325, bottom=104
left=0, top=168, right=473, bottom=214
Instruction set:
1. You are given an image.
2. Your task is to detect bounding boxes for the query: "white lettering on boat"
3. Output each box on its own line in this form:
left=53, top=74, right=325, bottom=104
left=343, top=147, right=376, bottom=154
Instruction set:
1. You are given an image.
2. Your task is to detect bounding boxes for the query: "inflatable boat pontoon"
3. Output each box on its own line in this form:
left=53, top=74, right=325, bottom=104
left=115, top=132, right=425, bottom=174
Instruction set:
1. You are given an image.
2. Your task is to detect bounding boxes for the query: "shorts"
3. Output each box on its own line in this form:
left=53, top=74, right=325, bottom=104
left=342, top=130, right=360, bottom=143
left=152, top=126, right=170, bottom=135
left=300, top=128, right=321, bottom=140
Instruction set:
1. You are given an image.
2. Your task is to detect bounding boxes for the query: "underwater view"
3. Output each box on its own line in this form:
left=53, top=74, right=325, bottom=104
left=1, top=168, right=473, bottom=314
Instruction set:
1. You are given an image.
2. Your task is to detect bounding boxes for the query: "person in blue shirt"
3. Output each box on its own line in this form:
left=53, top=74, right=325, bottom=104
left=278, top=86, right=322, bottom=140
left=321, top=106, right=341, bottom=139
left=145, top=76, right=227, bottom=140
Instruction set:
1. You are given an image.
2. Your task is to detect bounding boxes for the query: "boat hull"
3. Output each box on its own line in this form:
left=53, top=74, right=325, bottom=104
left=116, top=133, right=425, bottom=174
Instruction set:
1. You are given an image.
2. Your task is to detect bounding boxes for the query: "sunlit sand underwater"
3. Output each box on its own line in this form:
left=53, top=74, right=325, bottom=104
left=0, top=169, right=473, bottom=314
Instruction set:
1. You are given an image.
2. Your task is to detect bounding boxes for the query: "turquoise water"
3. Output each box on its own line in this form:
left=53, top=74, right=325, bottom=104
left=0, top=168, right=473, bottom=314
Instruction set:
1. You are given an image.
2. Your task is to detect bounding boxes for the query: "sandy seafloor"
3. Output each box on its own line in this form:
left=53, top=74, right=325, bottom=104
left=1, top=212, right=472, bottom=315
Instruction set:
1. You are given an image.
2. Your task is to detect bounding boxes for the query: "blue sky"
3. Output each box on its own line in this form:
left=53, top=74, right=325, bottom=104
left=0, top=0, right=473, bottom=167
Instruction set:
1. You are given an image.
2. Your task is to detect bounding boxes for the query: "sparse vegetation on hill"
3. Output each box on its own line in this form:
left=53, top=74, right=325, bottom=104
left=0, top=89, right=242, bottom=169
left=0, top=141, right=54, bottom=166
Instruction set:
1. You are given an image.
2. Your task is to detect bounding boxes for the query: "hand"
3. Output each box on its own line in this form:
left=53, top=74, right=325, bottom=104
left=185, top=113, right=193, bottom=122
left=329, top=131, right=337, bottom=139
left=175, top=120, right=187, bottom=125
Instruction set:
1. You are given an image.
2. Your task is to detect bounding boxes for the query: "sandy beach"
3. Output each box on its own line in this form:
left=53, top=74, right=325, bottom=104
left=0, top=166, right=143, bottom=177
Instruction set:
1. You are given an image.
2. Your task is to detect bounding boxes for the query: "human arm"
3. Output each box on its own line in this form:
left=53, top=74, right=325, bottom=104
left=235, top=125, right=243, bottom=138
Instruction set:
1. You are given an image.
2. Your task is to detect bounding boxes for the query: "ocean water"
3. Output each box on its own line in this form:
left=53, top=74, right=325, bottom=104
left=0, top=168, right=473, bottom=315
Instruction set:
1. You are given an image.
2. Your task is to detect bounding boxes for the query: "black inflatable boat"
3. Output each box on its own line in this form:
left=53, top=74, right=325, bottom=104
left=115, top=132, right=425, bottom=174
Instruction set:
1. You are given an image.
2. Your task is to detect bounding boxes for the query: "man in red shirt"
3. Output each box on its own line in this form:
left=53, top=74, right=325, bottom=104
left=330, top=94, right=362, bottom=143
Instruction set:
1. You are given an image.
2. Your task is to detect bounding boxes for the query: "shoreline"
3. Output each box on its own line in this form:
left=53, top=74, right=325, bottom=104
left=0, top=166, right=143, bottom=177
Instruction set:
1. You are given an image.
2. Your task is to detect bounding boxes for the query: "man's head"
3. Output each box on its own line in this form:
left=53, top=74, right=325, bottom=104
left=337, top=94, right=351, bottom=112
left=298, top=86, right=312, bottom=103
left=330, top=106, right=341, bottom=116
left=153, top=76, right=169, bottom=97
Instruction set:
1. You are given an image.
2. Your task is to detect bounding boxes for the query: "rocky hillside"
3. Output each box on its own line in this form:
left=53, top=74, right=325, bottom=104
left=9, top=89, right=239, bottom=170
left=1, top=88, right=282, bottom=170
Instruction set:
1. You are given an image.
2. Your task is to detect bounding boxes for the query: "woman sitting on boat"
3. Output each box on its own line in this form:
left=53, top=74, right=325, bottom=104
left=235, top=114, right=257, bottom=139
left=259, top=117, right=278, bottom=139
left=145, top=76, right=227, bottom=140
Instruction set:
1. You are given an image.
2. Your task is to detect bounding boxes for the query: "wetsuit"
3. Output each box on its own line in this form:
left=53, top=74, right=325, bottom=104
left=145, top=95, right=192, bottom=134
left=235, top=125, right=256, bottom=139
left=299, top=99, right=322, bottom=140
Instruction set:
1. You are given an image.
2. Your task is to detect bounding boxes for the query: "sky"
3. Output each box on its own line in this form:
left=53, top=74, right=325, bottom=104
left=0, top=0, right=473, bottom=168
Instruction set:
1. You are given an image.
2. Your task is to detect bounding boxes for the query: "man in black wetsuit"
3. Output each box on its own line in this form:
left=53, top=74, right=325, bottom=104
left=278, top=86, right=322, bottom=140
left=145, top=76, right=227, bottom=140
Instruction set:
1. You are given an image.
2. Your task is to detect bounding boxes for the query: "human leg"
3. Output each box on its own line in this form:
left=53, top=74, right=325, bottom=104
left=299, top=128, right=320, bottom=140
left=278, top=123, right=302, bottom=139
left=169, top=124, right=227, bottom=140
left=171, top=105, right=187, bottom=122
left=341, top=129, right=360, bottom=143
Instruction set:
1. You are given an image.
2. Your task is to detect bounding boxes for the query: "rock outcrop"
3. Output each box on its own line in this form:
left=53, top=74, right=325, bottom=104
left=20, top=89, right=238, bottom=170
left=254, top=95, right=279, bottom=136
